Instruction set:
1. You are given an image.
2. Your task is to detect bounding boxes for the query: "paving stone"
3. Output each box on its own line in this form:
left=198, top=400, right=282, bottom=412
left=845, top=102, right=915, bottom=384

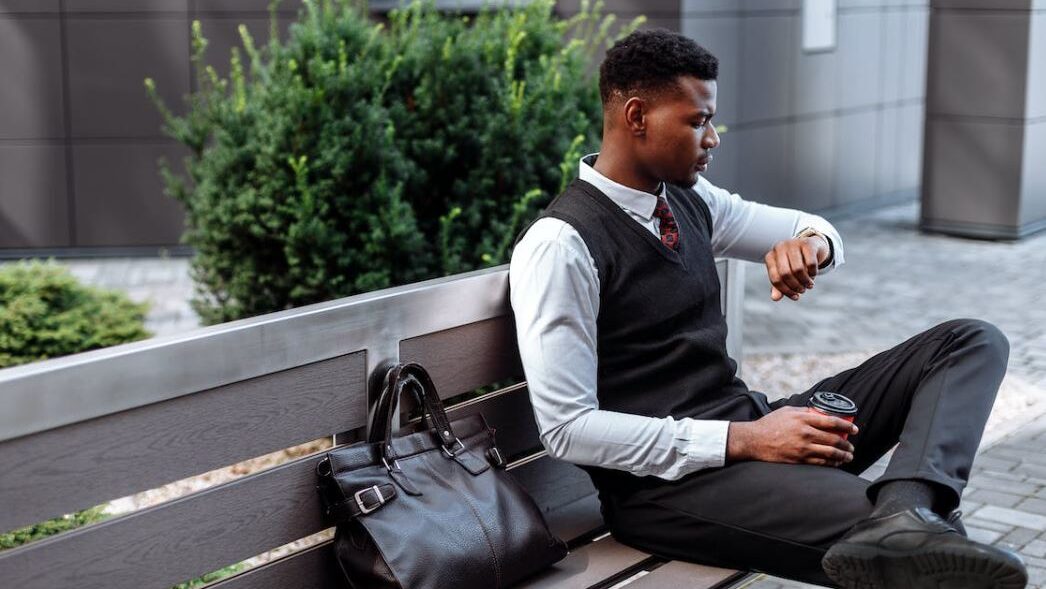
left=967, top=526, right=1004, bottom=544
left=974, top=506, right=1046, bottom=531
left=964, top=516, right=1015, bottom=534
left=970, top=472, right=1041, bottom=494
left=1025, top=539, right=1046, bottom=559
left=1029, top=568, right=1046, bottom=589
left=1019, top=498, right=1046, bottom=516
left=967, top=489, right=1026, bottom=509
left=999, top=526, right=1041, bottom=549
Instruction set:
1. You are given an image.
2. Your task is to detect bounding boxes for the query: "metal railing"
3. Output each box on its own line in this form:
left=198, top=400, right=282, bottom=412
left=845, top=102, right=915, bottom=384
left=0, top=260, right=745, bottom=444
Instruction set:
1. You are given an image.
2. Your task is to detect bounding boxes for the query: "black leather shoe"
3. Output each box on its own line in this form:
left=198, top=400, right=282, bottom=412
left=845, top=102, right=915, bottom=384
left=947, top=509, right=968, bottom=538
left=822, top=507, right=1027, bottom=589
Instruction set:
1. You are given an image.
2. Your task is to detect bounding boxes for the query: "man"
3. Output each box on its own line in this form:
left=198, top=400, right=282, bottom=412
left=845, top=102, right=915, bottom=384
left=509, top=29, right=1027, bottom=589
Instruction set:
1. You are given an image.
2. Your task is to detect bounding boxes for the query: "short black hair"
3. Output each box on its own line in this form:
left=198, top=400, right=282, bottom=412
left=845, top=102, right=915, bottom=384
left=599, top=29, right=718, bottom=106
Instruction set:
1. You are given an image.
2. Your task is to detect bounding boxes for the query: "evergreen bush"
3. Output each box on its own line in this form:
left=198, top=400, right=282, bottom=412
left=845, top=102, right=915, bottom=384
left=0, top=261, right=150, bottom=369
left=149, top=0, right=641, bottom=324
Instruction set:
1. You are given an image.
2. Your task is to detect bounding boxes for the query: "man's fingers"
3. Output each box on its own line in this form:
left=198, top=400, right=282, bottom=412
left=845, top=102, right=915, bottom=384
left=806, top=444, right=853, bottom=465
left=786, top=247, right=811, bottom=288
left=803, top=412, right=859, bottom=436
left=775, top=249, right=805, bottom=295
left=806, top=428, right=855, bottom=453
left=800, top=242, right=819, bottom=282
left=765, top=253, right=793, bottom=300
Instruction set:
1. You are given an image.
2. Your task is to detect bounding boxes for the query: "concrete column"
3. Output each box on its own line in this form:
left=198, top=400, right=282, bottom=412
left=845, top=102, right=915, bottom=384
left=922, top=0, right=1046, bottom=239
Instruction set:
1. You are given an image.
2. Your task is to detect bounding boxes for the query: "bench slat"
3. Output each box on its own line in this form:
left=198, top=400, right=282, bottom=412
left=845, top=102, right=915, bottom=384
left=0, top=352, right=366, bottom=534
left=400, top=315, right=523, bottom=398
left=515, top=535, right=655, bottom=589
left=509, top=454, right=600, bottom=517
left=624, top=560, right=744, bottom=588
left=208, top=542, right=343, bottom=589
left=0, top=452, right=330, bottom=589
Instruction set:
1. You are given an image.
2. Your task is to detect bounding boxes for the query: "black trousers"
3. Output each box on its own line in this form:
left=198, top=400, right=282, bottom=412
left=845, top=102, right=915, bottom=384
left=592, top=319, right=1010, bottom=586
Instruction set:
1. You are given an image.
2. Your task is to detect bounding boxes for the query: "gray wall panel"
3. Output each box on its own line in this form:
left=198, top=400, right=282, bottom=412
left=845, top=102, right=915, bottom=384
left=794, top=41, right=838, bottom=117
left=196, top=16, right=294, bottom=78
left=0, top=145, right=69, bottom=248
left=740, top=15, right=797, bottom=124
left=559, top=0, right=680, bottom=15
left=880, top=8, right=905, bottom=103
left=1026, top=11, right=1046, bottom=119
left=681, top=0, right=738, bottom=14
left=927, top=10, right=1030, bottom=119
left=901, top=7, right=929, bottom=101
left=66, top=16, right=190, bottom=138
left=838, top=11, right=884, bottom=110
left=793, top=116, right=837, bottom=211
left=71, top=142, right=187, bottom=246
left=65, top=0, right=188, bottom=12
left=741, top=0, right=802, bottom=11
left=896, top=102, right=924, bottom=191
left=733, top=123, right=795, bottom=206
left=833, top=110, right=879, bottom=206
left=0, top=17, right=65, bottom=140
left=876, top=105, right=901, bottom=196
left=681, top=15, right=741, bottom=126
left=1020, top=119, right=1046, bottom=227
left=923, top=118, right=1023, bottom=227
left=196, top=0, right=305, bottom=12
left=0, top=0, right=59, bottom=12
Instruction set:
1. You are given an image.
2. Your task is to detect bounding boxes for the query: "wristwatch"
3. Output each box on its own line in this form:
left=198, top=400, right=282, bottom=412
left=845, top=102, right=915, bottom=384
left=795, top=227, right=834, bottom=270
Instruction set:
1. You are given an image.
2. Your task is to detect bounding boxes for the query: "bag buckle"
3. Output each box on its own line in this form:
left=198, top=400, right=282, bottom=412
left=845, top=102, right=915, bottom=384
left=441, top=437, right=465, bottom=458
left=354, top=485, right=386, bottom=515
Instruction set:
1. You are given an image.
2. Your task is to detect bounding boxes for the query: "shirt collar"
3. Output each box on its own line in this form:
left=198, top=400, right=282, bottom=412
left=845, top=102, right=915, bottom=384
left=578, top=153, right=663, bottom=221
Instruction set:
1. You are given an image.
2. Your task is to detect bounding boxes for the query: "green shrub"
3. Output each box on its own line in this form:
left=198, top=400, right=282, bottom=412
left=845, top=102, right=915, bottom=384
left=0, top=261, right=150, bottom=369
left=149, top=0, right=641, bottom=324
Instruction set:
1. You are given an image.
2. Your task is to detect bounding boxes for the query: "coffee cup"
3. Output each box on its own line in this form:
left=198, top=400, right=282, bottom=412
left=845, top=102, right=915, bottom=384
left=808, top=391, right=858, bottom=441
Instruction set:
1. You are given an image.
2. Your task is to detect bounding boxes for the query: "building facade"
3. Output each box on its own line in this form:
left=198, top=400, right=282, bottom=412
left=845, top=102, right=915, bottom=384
left=0, top=0, right=930, bottom=256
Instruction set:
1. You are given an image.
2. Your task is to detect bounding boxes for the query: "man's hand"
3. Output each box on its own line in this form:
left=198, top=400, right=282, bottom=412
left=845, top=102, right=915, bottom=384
left=727, top=407, right=857, bottom=467
left=764, top=236, right=829, bottom=302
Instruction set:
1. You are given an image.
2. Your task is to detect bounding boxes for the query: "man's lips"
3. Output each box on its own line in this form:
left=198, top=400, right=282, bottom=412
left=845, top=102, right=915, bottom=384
left=696, top=154, right=713, bottom=169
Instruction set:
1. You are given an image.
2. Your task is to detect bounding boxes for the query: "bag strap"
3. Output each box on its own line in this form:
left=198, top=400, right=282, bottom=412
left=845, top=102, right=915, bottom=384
left=320, top=482, right=398, bottom=522
left=371, top=363, right=462, bottom=464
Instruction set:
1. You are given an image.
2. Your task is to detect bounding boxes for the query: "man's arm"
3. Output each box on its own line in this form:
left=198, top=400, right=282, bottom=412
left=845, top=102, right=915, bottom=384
left=692, top=176, right=845, bottom=301
left=509, top=218, right=729, bottom=479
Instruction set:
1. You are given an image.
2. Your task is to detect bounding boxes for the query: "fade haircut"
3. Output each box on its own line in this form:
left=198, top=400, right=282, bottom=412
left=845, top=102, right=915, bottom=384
left=599, top=29, right=718, bottom=106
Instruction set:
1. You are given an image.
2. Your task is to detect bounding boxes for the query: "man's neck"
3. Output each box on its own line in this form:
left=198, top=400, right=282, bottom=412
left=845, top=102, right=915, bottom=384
left=592, top=146, right=660, bottom=195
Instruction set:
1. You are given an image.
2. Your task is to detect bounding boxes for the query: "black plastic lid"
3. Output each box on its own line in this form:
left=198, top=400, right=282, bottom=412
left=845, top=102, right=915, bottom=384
left=809, top=391, right=858, bottom=416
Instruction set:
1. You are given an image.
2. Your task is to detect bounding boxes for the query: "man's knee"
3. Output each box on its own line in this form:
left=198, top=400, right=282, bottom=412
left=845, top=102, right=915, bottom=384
left=938, top=318, right=1010, bottom=361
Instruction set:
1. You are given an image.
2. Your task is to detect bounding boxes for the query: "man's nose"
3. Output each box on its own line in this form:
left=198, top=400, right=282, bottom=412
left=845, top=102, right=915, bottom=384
left=703, top=125, right=720, bottom=149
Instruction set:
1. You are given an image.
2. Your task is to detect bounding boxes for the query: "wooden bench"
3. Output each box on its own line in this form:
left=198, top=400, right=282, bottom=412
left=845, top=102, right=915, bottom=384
left=0, top=259, right=750, bottom=589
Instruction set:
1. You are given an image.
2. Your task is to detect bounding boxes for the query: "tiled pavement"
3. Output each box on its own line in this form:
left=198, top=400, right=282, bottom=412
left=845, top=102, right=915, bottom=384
left=6, top=200, right=1046, bottom=587
left=739, top=202, right=1046, bottom=588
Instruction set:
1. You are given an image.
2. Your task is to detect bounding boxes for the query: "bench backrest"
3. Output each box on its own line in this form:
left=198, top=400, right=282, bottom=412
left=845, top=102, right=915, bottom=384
left=0, top=260, right=744, bottom=589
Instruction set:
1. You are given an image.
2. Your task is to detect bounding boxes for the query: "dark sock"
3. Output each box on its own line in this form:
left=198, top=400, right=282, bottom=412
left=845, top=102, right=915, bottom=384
left=870, top=479, right=937, bottom=518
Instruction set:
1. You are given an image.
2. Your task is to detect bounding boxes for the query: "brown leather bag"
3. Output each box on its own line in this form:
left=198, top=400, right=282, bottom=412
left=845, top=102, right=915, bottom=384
left=316, top=362, right=568, bottom=588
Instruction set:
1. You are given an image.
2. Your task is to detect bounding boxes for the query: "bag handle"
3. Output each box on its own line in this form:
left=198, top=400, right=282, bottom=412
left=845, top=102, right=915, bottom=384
left=369, top=363, right=461, bottom=466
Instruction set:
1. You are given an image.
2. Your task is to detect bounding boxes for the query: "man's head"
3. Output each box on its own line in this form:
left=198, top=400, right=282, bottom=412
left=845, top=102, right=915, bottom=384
left=599, top=29, right=720, bottom=187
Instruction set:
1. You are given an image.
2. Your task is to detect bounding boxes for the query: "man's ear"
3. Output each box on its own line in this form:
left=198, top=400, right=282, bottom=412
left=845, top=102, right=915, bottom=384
left=622, top=96, right=647, bottom=137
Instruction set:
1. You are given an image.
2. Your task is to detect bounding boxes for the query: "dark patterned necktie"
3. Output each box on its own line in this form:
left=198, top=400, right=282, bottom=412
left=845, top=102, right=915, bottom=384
left=653, top=196, right=680, bottom=251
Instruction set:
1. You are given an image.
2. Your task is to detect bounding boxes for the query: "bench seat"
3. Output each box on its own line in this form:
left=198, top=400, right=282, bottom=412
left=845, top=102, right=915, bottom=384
left=0, top=261, right=748, bottom=589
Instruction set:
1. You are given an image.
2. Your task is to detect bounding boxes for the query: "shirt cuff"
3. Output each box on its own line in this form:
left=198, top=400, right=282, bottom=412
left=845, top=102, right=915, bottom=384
left=677, top=418, right=730, bottom=469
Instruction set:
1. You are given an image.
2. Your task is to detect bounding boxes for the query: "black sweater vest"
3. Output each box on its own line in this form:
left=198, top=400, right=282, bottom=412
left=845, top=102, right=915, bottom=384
left=516, top=178, right=750, bottom=483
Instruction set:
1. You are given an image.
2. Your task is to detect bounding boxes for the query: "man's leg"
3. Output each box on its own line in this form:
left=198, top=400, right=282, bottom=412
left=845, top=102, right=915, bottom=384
left=601, top=461, right=873, bottom=586
left=765, top=318, right=1026, bottom=588
left=772, top=318, right=1010, bottom=513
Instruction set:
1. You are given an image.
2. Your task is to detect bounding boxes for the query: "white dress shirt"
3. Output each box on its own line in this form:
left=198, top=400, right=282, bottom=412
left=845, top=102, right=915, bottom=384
left=508, top=153, right=845, bottom=481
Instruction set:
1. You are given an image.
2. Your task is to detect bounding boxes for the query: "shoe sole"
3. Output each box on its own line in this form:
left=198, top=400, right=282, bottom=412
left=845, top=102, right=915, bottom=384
left=822, top=542, right=1028, bottom=589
